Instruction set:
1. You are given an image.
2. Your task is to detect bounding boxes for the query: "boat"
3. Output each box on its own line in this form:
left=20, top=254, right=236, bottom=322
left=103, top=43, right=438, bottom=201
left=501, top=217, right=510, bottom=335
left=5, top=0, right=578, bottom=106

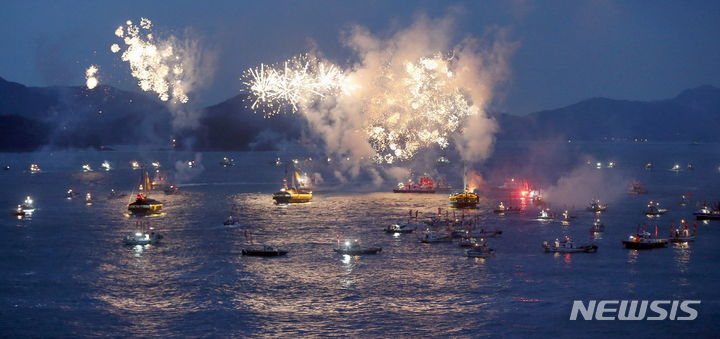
left=586, top=199, right=608, bottom=213
left=272, top=163, right=313, bottom=204
left=242, top=245, right=289, bottom=257
left=687, top=163, right=694, bottom=170
left=464, top=239, right=495, bottom=258
left=81, top=164, right=93, bottom=172
left=419, top=230, right=452, bottom=243
left=693, top=203, right=720, bottom=220
left=679, top=195, right=690, bottom=207
left=670, top=164, right=681, bottom=172
left=130, top=161, right=142, bottom=170
left=449, top=191, right=479, bottom=208
left=3, top=165, right=9, bottom=170
left=163, top=185, right=180, bottom=195
left=127, top=171, right=163, bottom=215
left=385, top=221, right=417, bottom=233
left=333, top=239, right=382, bottom=255
left=85, top=192, right=93, bottom=205
left=561, top=210, right=577, bottom=220
left=10, top=205, right=26, bottom=217
left=101, top=161, right=112, bottom=171
left=627, top=181, right=648, bottom=195
left=669, top=221, right=696, bottom=243
left=457, top=229, right=503, bottom=238
left=607, top=161, right=616, bottom=168
left=493, top=201, right=520, bottom=214
left=537, top=208, right=555, bottom=220
left=16, top=196, right=35, bottom=214
left=458, top=237, right=480, bottom=247
left=622, top=226, right=668, bottom=249
left=644, top=162, right=654, bottom=171
left=644, top=201, right=668, bottom=216
left=590, top=218, right=605, bottom=232
left=393, top=176, right=436, bottom=193
left=224, top=216, right=241, bottom=225
left=66, top=188, right=80, bottom=200
left=436, top=156, right=451, bottom=166
left=220, top=157, right=235, bottom=167
left=123, top=221, right=162, bottom=245
left=151, top=162, right=161, bottom=169
left=29, top=164, right=41, bottom=173
left=543, top=236, right=598, bottom=253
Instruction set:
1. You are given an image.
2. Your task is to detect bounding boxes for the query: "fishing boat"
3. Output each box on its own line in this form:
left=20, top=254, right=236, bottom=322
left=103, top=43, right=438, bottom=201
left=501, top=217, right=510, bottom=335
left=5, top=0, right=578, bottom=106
left=670, top=164, right=681, bottom=172
left=644, top=201, right=668, bottom=216
left=123, top=221, right=162, bottom=245
left=493, top=202, right=520, bottom=214
left=18, top=196, right=35, bottom=213
left=334, top=239, right=382, bottom=255
left=385, top=222, right=417, bottom=233
left=66, top=188, right=80, bottom=200
left=644, top=162, right=654, bottom=171
left=220, top=157, right=235, bottom=167
left=669, top=221, right=696, bottom=243
left=543, top=236, right=598, bottom=253
left=419, top=230, right=453, bottom=243
left=242, top=245, right=288, bottom=257
left=393, top=176, right=436, bottom=193
left=458, top=237, right=480, bottom=247
left=627, top=181, right=648, bottom=195
left=127, top=171, right=163, bottom=215
left=464, top=239, right=495, bottom=258
left=586, top=199, right=608, bottom=213
left=561, top=210, right=577, bottom=220
left=130, top=161, right=142, bottom=170
left=101, top=161, right=112, bottom=171
left=622, top=225, right=668, bottom=249
left=455, top=229, right=503, bottom=238
left=450, top=167, right=479, bottom=208
left=679, top=195, right=690, bottom=206
left=437, top=156, right=451, bottom=166
left=10, top=205, right=26, bottom=217
left=537, top=208, right=555, bottom=220
left=272, top=163, right=313, bottom=204
left=687, top=163, right=694, bottom=170
left=29, top=163, right=41, bottom=173
left=590, top=219, right=605, bottom=232
left=81, top=164, right=93, bottom=172
left=693, top=203, right=720, bottom=220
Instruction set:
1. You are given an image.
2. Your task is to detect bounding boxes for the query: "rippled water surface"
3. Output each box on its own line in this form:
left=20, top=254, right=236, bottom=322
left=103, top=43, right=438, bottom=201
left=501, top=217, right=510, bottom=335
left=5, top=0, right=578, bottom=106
left=1, top=142, right=719, bottom=337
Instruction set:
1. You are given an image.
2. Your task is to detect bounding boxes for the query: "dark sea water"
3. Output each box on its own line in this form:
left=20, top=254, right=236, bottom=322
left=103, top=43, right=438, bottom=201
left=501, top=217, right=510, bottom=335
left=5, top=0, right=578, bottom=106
left=1, top=142, right=719, bottom=337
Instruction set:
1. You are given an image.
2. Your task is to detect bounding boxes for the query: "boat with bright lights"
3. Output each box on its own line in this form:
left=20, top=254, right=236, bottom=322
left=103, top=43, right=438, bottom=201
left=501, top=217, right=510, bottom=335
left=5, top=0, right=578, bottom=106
left=543, top=236, right=598, bottom=253
left=220, top=157, right=235, bottom=167
left=66, top=188, right=80, bottom=200
left=693, top=203, right=720, bottom=220
left=586, top=199, right=608, bottom=213
left=385, top=221, right=418, bottom=233
left=127, top=171, right=163, bottom=215
left=670, top=164, right=681, bottom=172
left=537, top=208, right=555, bottom=220
left=644, top=201, right=668, bottom=216
left=644, top=162, right=654, bottom=171
left=81, top=164, right=93, bottom=172
left=333, top=239, right=382, bottom=255
left=669, top=221, right=696, bottom=243
left=272, top=163, right=313, bottom=204
left=590, top=218, right=605, bottom=232
left=123, top=221, right=162, bottom=245
left=622, top=226, right=668, bottom=249
left=449, top=191, right=479, bottom=208
left=29, top=164, right=41, bottom=173
left=242, top=245, right=288, bottom=257
left=464, top=239, right=495, bottom=258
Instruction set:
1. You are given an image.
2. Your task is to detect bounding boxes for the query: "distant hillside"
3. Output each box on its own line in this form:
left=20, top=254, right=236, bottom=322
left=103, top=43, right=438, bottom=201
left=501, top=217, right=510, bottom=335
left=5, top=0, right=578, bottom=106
left=1, top=75, right=718, bottom=151
left=495, top=85, right=720, bottom=142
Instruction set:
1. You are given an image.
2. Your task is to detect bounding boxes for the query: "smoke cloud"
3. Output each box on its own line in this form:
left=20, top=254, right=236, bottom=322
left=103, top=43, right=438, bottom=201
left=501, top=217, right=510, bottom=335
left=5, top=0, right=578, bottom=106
left=543, top=162, right=629, bottom=209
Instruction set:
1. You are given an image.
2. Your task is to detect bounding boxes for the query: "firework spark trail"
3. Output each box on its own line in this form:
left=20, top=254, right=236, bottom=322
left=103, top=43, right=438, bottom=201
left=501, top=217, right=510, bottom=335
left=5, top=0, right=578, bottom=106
left=111, top=18, right=190, bottom=103
left=241, top=54, right=348, bottom=116
left=85, top=65, right=99, bottom=89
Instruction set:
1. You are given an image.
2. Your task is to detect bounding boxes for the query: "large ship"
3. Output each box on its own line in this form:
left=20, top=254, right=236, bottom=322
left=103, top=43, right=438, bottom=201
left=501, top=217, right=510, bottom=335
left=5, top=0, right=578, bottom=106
left=128, top=171, right=163, bottom=215
left=449, top=167, right=479, bottom=208
left=272, top=165, right=313, bottom=204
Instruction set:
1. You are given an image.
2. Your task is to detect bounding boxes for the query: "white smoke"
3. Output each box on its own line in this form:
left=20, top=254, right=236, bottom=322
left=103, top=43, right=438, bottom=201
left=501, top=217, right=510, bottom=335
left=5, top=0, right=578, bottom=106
left=543, top=163, right=629, bottom=209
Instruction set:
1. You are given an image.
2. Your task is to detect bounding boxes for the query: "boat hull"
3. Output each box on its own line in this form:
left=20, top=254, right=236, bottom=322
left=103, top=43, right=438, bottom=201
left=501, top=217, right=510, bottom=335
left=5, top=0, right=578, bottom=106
left=242, top=249, right=288, bottom=256
left=333, top=248, right=382, bottom=255
left=272, top=192, right=313, bottom=204
left=392, top=189, right=435, bottom=193
left=544, top=245, right=598, bottom=253
left=694, top=213, right=720, bottom=220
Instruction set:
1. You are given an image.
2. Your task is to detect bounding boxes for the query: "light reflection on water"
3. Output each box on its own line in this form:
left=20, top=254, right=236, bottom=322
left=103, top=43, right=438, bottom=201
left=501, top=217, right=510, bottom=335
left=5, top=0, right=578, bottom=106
left=1, top=145, right=719, bottom=336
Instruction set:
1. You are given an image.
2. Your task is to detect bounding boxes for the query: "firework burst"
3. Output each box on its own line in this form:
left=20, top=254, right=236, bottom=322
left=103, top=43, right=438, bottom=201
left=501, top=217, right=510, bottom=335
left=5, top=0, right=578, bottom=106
left=85, top=65, right=99, bottom=90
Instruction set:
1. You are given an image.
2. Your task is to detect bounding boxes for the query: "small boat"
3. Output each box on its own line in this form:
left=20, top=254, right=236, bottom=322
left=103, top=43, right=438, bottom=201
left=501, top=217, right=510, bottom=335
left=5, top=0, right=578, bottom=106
left=687, top=163, right=694, bottom=170
left=419, top=230, right=452, bottom=243
left=644, top=201, right=668, bottom=216
left=679, top=195, right=690, bottom=207
left=464, top=239, right=495, bottom=258
left=586, top=199, right=608, bottom=213
left=607, top=161, right=616, bottom=168
left=493, top=202, right=519, bottom=214
left=272, top=163, right=313, bottom=204
left=561, top=210, right=577, bottom=220
left=627, top=181, right=648, bottom=195
left=66, top=188, right=80, bottom=200
left=669, top=221, right=696, bottom=243
left=10, top=205, right=26, bottom=217
left=242, top=245, right=288, bottom=257
left=123, top=231, right=163, bottom=245
left=334, top=239, right=382, bottom=255
left=220, top=157, right=235, bottom=167
left=670, top=164, right=681, bottom=172
left=590, top=219, right=605, bottom=232
left=29, top=164, right=41, bottom=173
left=693, top=203, right=720, bottom=220
left=14, top=196, right=35, bottom=215
left=85, top=192, right=93, bottom=205
left=458, top=237, right=480, bottom=247
left=543, top=236, right=598, bottom=253
left=644, top=162, right=654, bottom=171
left=3, top=165, right=10, bottom=170
left=81, top=164, right=93, bottom=172
left=622, top=227, right=668, bottom=249
left=385, top=222, right=417, bottom=233
left=101, top=161, right=112, bottom=171
left=436, top=156, right=451, bottom=165
left=130, top=161, right=142, bottom=170
left=151, top=162, right=161, bottom=169
left=163, top=185, right=180, bottom=195
left=128, top=171, right=163, bottom=215
left=537, top=208, right=555, bottom=220
left=456, top=229, right=503, bottom=238
left=223, top=216, right=241, bottom=225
